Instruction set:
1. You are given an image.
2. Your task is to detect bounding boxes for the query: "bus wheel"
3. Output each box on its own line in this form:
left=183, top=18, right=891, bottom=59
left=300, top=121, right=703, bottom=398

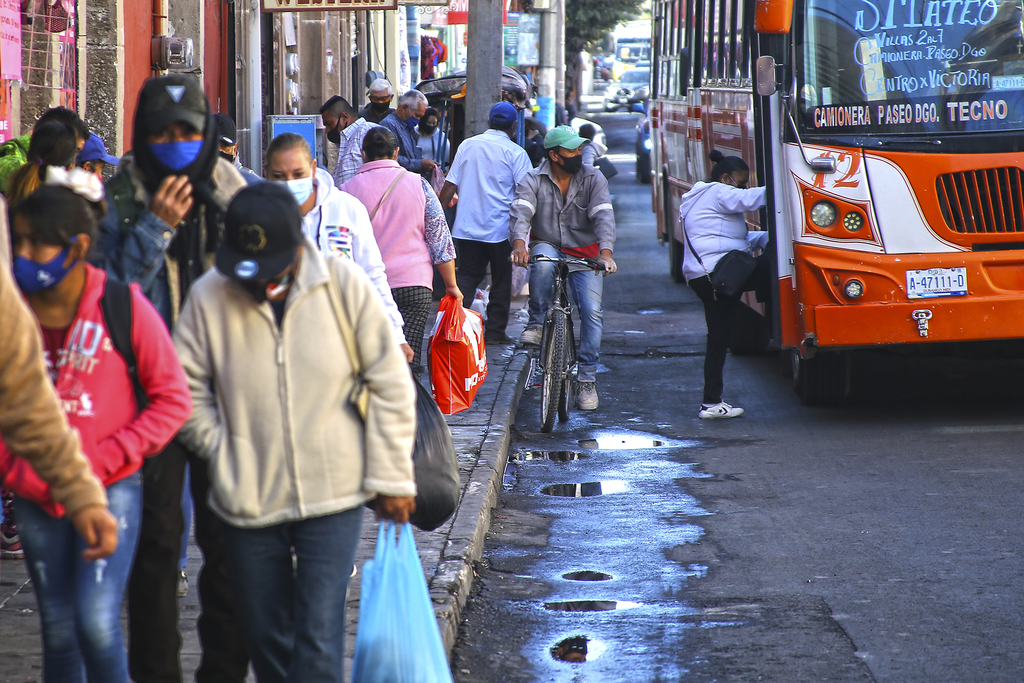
left=792, top=350, right=850, bottom=406
left=729, top=304, right=770, bottom=355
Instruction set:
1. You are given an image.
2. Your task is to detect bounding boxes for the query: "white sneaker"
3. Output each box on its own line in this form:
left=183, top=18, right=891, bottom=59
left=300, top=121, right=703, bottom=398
left=576, top=382, right=599, bottom=410
left=520, top=326, right=542, bottom=347
left=698, top=402, right=744, bottom=419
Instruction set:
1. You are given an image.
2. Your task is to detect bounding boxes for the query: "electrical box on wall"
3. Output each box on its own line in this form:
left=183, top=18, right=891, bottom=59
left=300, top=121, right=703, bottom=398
left=266, top=115, right=325, bottom=168
left=152, top=36, right=195, bottom=71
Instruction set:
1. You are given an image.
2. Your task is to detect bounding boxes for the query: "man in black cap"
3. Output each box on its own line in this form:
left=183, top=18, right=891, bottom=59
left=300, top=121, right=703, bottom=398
left=95, top=74, right=250, bottom=683
left=172, top=183, right=416, bottom=683
left=213, top=113, right=261, bottom=185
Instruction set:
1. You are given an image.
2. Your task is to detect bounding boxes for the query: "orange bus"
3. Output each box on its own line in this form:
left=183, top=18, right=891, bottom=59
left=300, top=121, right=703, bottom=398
left=649, top=0, right=1024, bottom=404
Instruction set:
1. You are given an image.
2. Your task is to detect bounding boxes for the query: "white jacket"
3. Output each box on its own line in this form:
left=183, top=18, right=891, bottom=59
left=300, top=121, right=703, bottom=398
left=173, top=242, right=417, bottom=527
left=678, top=181, right=767, bottom=283
left=304, top=167, right=407, bottom=344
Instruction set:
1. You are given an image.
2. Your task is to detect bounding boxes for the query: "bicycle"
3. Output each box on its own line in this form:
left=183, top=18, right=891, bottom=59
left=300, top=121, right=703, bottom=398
left=531, top=254, right=605, bottom=432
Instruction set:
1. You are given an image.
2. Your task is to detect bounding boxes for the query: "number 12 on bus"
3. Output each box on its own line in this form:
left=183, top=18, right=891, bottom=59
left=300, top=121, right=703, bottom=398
left=649, top=0, right=1024, bottom=405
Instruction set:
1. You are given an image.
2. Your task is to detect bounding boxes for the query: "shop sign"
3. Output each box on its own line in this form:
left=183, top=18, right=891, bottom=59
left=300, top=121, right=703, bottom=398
left=0, top=0, right=21, bottom=81
left=262, top=0, right=398, bottom=11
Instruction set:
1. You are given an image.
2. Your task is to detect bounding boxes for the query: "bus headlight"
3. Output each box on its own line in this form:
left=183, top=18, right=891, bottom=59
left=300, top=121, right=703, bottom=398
left=844, top=279, right=865, bottom=299
left=810, top=201, right=837, bottom=227
left=843, top=211, right=865, bottom=232
left=643, top=138, right=652, bottom=150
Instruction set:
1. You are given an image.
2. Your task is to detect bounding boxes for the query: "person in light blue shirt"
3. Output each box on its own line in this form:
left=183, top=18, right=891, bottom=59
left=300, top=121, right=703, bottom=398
left=439, top=102, right=531, bottom=344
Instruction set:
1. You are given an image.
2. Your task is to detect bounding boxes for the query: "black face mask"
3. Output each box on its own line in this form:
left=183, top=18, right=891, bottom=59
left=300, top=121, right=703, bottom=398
left=326, top=120, right=342, bottom=145
left=419, top=124, right=437, bottom=136
left=219, top=150, right=235, bottom=163
left=557, top=153, right=584, bottom=175
left=239, top=280, right=268, bottom=303
left=371, top=101, right=391, bottom=115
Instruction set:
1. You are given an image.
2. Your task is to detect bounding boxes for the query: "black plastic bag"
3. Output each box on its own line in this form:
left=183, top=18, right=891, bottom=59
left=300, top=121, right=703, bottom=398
left=409, top=378, right=460, bottom=531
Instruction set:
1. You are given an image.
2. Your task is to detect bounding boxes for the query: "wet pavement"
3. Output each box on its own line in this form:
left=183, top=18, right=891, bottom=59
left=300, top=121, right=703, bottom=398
left=450, top=112, right=1024, bottom=682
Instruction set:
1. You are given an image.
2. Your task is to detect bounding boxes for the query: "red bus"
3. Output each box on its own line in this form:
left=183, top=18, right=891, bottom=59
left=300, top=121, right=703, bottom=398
left=649, top=0, right=1024, bottom=404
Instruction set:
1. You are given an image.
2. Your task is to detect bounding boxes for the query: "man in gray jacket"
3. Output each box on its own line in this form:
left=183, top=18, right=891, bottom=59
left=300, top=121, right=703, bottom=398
left=510, top=126, right=617, bottom=410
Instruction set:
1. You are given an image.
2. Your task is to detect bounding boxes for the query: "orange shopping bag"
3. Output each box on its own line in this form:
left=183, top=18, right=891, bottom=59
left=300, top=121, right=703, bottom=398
left=428, top=295, right=488, bottom=415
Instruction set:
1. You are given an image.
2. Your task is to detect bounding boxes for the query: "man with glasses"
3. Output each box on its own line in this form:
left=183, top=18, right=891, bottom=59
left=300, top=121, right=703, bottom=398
left=358, top=78, right=395, bottom=124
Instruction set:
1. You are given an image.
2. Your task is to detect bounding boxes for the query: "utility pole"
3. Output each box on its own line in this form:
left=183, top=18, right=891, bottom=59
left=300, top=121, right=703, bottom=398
left=466, top=0, right=504, bottom=137
left=555, top=0, right=565, bottom=119
left=536, top=0, right=557, bottom=129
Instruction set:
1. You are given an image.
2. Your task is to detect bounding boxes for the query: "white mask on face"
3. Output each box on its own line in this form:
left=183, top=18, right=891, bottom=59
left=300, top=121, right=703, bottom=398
left=276, top=176, right=314, bottom=206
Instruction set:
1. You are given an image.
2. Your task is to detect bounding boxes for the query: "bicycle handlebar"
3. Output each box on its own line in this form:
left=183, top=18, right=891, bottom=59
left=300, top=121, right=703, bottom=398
left=531, top=254, right=606, bottom=271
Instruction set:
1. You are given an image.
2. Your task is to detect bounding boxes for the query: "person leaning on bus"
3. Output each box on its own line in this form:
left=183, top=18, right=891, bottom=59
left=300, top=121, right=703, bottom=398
left=678, top=150, right=769, bottom=420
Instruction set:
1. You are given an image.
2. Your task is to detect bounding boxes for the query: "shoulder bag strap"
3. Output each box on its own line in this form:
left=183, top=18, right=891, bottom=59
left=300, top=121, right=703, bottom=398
left=325, top=259, right=369, bottom=420
left=368, top=171, right=406, bottom=221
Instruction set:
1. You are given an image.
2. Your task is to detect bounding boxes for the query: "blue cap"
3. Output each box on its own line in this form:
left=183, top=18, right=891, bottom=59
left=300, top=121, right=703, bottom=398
left=76, top=133, right=120, bottom=166
left=489, top=101, right=518, bottom=124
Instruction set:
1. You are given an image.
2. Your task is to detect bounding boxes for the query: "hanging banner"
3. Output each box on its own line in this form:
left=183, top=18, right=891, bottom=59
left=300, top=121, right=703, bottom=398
left=0, top=0, right=21, bottom=81
left=262, top=0, right=398, bottom=11
left=446, top=0, right=508, bottom=26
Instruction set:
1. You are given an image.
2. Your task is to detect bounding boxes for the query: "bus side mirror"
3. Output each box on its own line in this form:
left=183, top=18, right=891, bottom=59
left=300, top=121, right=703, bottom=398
left=755, top=0, right=794, bottom=34
left=756, top=56, right=778, bottom=96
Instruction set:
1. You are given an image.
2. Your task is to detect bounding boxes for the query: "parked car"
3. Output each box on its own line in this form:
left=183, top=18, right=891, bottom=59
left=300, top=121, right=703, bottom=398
left=604, top=66, right=650, bottom=112
left=635, top=110, right=651, bottom=183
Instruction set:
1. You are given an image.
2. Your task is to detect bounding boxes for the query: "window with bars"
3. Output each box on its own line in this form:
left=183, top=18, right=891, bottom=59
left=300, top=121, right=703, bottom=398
left=21, top=0, right=77, bottom=118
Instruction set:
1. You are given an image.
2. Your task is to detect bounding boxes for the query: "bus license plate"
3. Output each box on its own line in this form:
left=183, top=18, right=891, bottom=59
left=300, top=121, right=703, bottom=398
left=906, top=267, right=967, bottom=299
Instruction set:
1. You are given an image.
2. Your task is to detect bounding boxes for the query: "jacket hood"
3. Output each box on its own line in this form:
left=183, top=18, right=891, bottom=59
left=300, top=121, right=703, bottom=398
left=0, top=135, right=31, bottom=157
left=312, top=166, right=340, bottom=211
left=678, top=181, right=717, bottom=221
left=132, top=76, right=219, bottom=196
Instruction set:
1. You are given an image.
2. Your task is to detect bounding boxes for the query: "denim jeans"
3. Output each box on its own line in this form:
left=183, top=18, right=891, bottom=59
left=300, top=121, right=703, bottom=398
left=16, top=473, right=142, bottom=683
left=527, top=241, right=605, bottom=383
left=221, top=506, right=363, bottom=683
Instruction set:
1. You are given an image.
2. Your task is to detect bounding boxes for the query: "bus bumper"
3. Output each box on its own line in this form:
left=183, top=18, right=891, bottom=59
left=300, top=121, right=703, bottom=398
left=792, top=243, right=1024, bottom=346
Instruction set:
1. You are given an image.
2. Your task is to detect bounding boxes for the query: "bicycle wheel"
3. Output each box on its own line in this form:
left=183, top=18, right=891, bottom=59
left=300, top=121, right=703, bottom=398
left=540, top=314, right=567, bottom=433
left=558, top=317, right=576, bottom=422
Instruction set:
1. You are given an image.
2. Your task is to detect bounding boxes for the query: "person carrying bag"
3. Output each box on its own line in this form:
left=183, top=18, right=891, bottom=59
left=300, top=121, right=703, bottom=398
left=677, top=150, right=769, bottom=420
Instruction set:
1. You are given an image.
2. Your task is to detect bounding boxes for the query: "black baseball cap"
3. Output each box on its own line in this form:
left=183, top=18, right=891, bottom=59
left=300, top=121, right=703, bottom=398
left=217, top=183, right=304, bottom=281
left=138, top=75, right=208, bottom=135
left=213, top=113, right=237, bottom=146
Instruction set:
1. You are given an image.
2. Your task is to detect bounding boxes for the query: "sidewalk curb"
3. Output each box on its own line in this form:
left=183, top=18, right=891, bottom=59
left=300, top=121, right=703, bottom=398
left=430, top=347, right=531, bottom=652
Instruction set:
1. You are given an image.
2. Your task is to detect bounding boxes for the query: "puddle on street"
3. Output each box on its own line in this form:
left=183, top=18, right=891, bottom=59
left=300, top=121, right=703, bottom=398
left=515, top=450, right=589, bottom=462
left=545, top=600, right=642, bottom=612
left=540, top=481, right=628, bottom=497
left=579, top=435, right=665, bottom=449
left=563, top=570, right=613, bottom=581
left=550, top=636, right=608, bottom=663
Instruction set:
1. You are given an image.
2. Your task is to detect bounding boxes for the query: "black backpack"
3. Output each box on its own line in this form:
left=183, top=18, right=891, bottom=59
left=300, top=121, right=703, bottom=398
left=99, top=278, right=148, bottom=411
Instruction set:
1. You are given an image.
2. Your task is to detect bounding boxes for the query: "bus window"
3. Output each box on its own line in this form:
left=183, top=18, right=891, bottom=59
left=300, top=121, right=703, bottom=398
left=691, top=0, right=704, bottom=89
left=718, top=0, right=732, bottom=82
left=797, top=0, right=1024, bottom=135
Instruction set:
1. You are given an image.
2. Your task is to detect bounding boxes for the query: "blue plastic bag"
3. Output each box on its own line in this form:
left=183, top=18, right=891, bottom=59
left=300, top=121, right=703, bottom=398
left=352, top=522, right=453, bottom=683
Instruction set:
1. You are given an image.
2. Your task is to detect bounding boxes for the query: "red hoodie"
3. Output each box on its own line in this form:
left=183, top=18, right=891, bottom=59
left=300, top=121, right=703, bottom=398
left=0, top=265, right=192, bottom=516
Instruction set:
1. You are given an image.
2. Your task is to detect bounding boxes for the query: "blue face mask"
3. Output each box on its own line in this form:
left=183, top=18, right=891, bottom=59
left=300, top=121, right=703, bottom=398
left=406, top=116, right=420, bottom=130
left=14, top=246, right=76, bottom=294
left=275, top=176, right=314, bottom=206
left=150, top=140, right=204, bottom=170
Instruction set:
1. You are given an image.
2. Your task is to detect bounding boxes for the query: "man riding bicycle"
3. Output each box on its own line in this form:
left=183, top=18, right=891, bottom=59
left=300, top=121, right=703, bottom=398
left=510, top=125, right=617, bottom=411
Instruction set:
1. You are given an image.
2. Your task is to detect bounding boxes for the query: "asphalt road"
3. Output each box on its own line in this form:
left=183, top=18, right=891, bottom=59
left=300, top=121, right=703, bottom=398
left=450, top=112, right=1024, bottom=682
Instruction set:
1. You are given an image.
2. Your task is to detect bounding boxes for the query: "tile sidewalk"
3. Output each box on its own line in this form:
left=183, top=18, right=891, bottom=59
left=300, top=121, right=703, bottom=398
left=0, top=296, right=532, bottom=682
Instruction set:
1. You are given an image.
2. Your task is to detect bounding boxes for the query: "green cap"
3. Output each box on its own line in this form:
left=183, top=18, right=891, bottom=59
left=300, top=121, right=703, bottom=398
left=543, top=125, right=587, bottom=150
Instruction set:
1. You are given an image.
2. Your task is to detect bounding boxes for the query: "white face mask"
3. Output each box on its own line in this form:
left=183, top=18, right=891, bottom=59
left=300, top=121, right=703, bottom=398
left=276, top=176, right=314, bottom=206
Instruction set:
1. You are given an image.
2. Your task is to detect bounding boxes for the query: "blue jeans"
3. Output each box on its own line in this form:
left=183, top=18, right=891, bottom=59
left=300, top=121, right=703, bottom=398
left=222, top=506, right=363, bottom=683
left=527, top=241, right=605, bottom=383
left=16, top=473, right=142, bottom=683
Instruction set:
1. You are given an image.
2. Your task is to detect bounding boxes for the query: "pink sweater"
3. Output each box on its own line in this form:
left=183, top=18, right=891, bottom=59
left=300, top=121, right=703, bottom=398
left=341, top=159, right=433, bottom=290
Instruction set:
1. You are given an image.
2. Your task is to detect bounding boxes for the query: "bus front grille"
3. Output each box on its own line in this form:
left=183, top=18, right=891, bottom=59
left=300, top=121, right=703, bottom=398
left=937, top=168, right=1024, bottom=234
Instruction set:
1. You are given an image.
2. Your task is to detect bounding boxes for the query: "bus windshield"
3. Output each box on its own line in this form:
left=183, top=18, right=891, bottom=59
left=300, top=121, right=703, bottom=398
left=797, top=0, right=1024, bottom=135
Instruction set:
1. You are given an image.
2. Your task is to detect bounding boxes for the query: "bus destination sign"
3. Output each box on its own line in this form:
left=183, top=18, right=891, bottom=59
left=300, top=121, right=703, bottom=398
left=262, top=0, right=398, bottom=11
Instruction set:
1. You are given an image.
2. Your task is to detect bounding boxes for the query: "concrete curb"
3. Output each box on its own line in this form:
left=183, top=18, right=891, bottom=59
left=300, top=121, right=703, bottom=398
left=430, top=347, right=532, bottom=652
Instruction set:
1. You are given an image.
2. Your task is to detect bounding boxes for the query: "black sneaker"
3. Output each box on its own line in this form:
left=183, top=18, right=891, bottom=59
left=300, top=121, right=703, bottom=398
left=484, top=332, right=513, bottom=345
